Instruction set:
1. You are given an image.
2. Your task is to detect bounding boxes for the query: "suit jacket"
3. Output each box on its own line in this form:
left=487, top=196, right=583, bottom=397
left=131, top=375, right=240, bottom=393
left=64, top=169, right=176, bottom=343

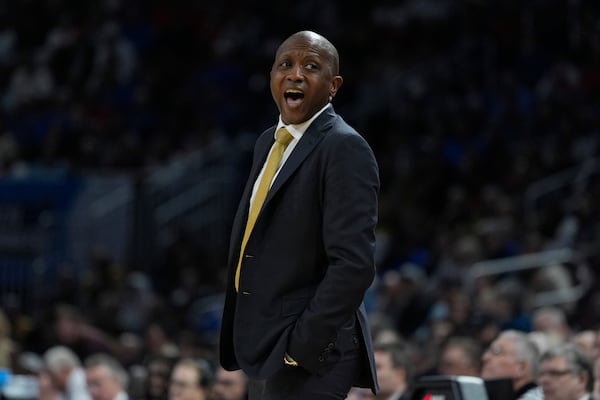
left=219, top=106, right=379, bottom=392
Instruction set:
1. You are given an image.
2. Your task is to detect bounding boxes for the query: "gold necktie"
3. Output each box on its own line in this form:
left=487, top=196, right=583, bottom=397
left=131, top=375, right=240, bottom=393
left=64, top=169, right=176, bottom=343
left=235, top=127, right=294, bottom=291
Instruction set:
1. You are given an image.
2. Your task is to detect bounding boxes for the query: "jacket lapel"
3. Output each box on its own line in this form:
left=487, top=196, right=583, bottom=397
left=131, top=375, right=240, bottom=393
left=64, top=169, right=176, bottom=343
left=229, top=129, right=276, bottom=260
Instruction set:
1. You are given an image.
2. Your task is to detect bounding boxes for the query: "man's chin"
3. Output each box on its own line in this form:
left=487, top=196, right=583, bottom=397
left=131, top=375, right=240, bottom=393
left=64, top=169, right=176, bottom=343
left=281, top=111, right=309, bottom=125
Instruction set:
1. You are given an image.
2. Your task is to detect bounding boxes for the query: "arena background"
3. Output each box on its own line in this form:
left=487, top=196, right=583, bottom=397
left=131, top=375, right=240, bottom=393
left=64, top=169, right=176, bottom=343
left=0, top=0, right=598, bottom=397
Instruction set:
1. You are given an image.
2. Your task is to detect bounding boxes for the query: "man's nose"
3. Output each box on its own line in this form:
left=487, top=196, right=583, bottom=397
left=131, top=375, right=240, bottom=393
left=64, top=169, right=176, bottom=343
left=288, top=65, right=304, bottom=81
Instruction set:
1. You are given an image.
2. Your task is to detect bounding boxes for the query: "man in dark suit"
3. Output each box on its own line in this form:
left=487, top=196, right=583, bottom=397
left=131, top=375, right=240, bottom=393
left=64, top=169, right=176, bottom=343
left=219, top=30, right=380, bottom=399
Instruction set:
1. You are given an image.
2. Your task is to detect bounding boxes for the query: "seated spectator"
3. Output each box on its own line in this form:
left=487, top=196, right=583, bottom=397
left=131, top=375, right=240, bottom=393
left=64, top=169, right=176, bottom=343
left=145, top=354, right=175, bottom=400
left=373, top=342, right=413, bottom=400
left=571, top=330, right=597, bottom=361
left=480, top=330, right=542, bottom=400
left=52, top=304, right=122, bottom=362
left=538, top=343, right=594, bottom=400
left=168, top=358, right=209, bottom=400
left=85, top=353, right=129, bottom=400
left=210, top=366, right=247, bottom=400
left=437, top=336, right=482, bottom=377
left=531, top=306, right=571, bottom=344
left=44, top=345, right=91, bottom=400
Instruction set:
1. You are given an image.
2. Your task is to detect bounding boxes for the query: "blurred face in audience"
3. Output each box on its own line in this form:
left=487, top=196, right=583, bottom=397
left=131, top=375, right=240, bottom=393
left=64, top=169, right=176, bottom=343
left=168, top=363, right=205, bottom=400
left=573, top=330, right=596, bottom=360
left=538, top=356, right=588, bottom=400
left=211, top=367, right=246, bottom=400
left=86, top=365, right=122, bottom=400
left=147, top=358, right=171, bottom=398
left=374, top=350, right=406, bottom=397
left=481, top=336, right=522, bottom=381
left=438, top=344, right=479, bottom=377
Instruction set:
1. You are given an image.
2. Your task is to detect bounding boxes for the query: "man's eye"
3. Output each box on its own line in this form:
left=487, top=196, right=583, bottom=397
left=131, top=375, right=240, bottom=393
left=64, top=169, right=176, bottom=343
left=305, top=63, right=318, bottom=70
left=280, top=61, right=291, bottom=68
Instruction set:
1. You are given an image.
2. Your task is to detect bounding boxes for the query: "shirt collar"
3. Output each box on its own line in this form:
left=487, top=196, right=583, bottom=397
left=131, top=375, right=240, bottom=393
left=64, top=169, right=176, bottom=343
left=275, top=103, right=331, bottom=141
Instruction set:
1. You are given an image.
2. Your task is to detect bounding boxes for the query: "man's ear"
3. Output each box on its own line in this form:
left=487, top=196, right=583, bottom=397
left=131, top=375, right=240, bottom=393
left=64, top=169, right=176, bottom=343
left=329, top=76, right=343, bottom=100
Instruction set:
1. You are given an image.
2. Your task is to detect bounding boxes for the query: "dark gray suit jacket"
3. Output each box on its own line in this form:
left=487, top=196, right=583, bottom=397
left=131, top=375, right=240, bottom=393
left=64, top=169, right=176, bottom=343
left=219, top=106, right=379, bottom=392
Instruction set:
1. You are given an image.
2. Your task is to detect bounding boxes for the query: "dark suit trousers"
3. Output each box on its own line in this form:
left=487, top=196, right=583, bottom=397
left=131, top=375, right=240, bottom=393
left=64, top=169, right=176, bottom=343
left=247, top=320, right=363, bottom=400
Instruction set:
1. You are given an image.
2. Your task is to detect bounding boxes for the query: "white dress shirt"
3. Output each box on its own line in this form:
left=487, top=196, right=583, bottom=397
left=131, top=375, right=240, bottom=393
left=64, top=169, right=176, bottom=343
left=249, top=103, right=331, bottom=206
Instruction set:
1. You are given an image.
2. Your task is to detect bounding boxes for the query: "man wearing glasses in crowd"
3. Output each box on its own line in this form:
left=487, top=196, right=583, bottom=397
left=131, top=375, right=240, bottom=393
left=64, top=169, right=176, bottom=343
left=480, top=330, right=543, bottom=400
left=538, top=343, right=594, bottom=400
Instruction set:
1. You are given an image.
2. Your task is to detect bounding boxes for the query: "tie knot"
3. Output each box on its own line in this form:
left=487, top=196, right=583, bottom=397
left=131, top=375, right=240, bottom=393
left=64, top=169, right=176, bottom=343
left=275, top=128, right=294, bottom=146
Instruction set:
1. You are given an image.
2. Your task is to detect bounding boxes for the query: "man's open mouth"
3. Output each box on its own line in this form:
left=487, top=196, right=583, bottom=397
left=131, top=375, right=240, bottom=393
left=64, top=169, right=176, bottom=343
left=284, top=89, right=304, bottom=106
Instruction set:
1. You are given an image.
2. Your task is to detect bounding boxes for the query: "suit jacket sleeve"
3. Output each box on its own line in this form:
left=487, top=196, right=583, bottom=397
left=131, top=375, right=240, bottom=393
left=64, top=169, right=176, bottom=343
left=286, top=129, right=379, bottom=374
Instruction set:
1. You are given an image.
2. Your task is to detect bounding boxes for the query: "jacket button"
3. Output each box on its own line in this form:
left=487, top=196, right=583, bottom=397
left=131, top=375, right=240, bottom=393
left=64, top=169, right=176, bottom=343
left=328, top=343, right=335, bottom=349
left=318, top=356, right=324, bottom=362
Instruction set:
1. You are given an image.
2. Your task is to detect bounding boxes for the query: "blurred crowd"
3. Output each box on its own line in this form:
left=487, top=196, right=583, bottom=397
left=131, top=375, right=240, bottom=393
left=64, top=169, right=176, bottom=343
left=1, top=0, right=600, bottom=399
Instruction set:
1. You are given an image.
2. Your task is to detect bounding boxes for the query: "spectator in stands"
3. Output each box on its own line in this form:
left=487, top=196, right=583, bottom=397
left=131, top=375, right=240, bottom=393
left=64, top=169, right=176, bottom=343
left=210, top=366, right=247, bottom=400
left=538, top=343, right=594, bottom=400
left=43, top=345, right=91, bottom=400
left=378, top=263, right=435, bottom=339
left=437, top=336, right=482, bottom=377
left=572, top=330, right=597, bottom=361
left=52, top=304, right=121, bottom=362
left=145, top=323, right=179, bottom=360
left=531, top=306, right=572, bottom=344
left=168, top=358, right=208, bottom=400
left=480, top=330, right=542, bottom=400
left=528, top=330, right=562, bottom=357
left=114, top=271, right=160, bottom=335
left=85, top=353, right=130, bottom=400
left=145, top=354, right=175, bottom=400
left=0, top=3, right=600, bottom=400
left=373, top=342, right=412, bottom=400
